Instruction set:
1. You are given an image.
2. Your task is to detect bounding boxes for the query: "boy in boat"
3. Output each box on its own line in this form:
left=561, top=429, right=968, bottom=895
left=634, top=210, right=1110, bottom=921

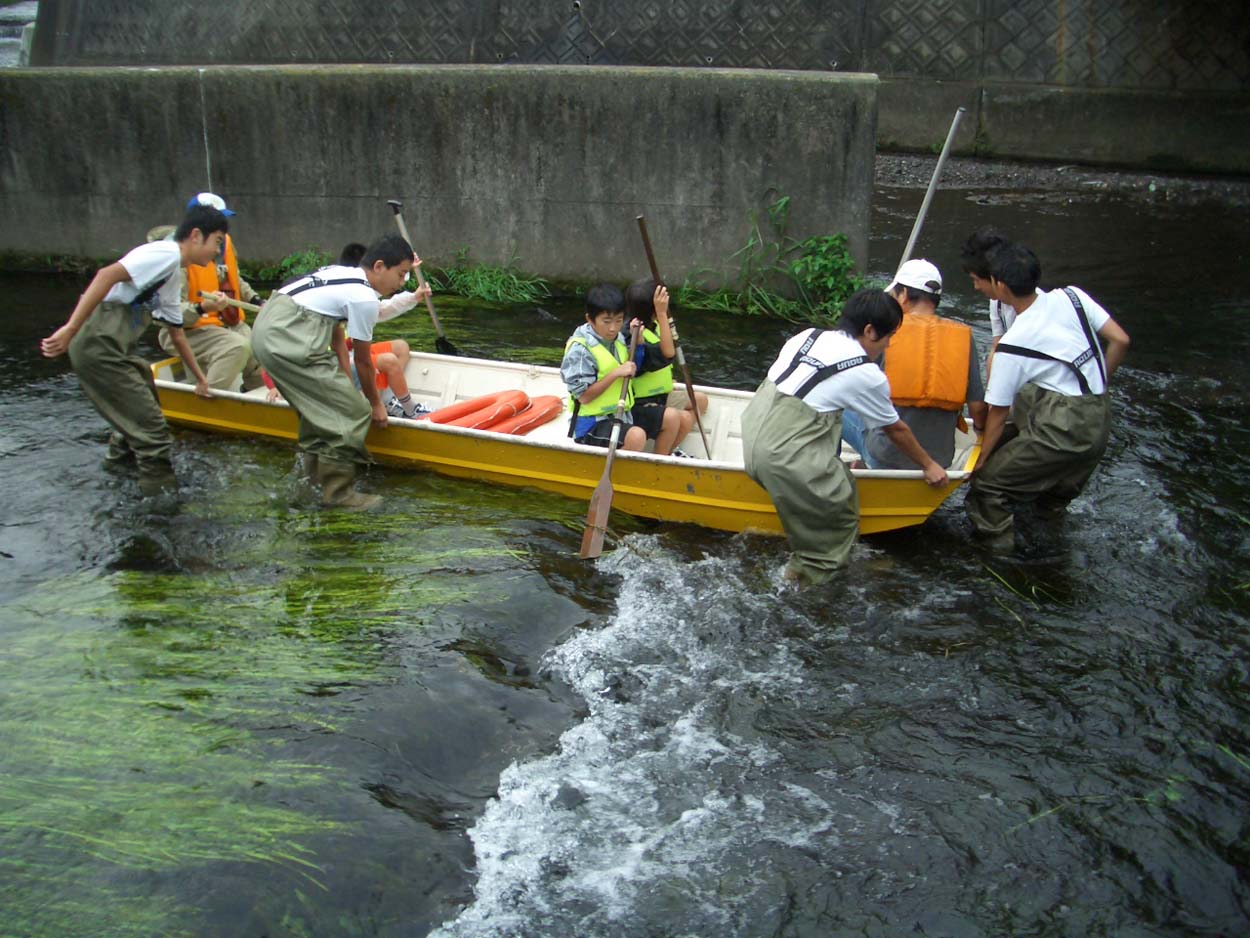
left=40, top=204, right=224, bottom=494
left=740, top=288, right=949, bottom=585
left=965, top=243, right=1131, bottom=550
left=336, top=242, right=432, bottom=420
left=561, top=283, right=646, bottom=452
left=840, top=260, right=987, bottom=470
left=624, top=278, right=709, bottom=457
left=251, top=234, right=414, bottom=509
left=154, top=193, right=266, bottom=393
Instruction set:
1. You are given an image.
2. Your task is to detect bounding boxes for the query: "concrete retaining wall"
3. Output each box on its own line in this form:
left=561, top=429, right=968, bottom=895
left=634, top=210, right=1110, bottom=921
left=0, top=65, right=876, bottom=279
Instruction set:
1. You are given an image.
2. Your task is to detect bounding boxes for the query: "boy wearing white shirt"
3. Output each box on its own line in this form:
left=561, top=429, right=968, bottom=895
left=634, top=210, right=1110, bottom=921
left=741, top=289, right=948, bottom=585
left=251, top=234, right=414, bottom=509
left=966, top=243, right=1131, bottom=548
left=40, top=205, right=225, bottom=492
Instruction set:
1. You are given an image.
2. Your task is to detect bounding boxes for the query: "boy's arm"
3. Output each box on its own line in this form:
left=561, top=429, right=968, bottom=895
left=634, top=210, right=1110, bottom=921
left=331, top=325, right=352, bottom=375
left=41, top=262, right=131, bottom=357
left=972, top=404, right=1011, bottom=472
left=1098, top=317, right=1130, bottom=378
left=652, top=285, right=676, bottom=358
left=351, top=340, right=387, bottom=427
left=164, top=326, right=213, bottom=398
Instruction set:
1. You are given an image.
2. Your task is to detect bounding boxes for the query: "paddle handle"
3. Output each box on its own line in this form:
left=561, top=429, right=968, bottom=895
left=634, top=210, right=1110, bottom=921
left=387, top=199, right=446, bottom=339
left=635, top=214, right=712, bottom=456
left=897, top=106, right=965, bottom=271
left=213, top=295, right=263, bottom=314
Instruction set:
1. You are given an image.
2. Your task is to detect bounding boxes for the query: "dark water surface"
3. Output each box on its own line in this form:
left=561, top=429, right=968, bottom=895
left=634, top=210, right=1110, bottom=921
left=2, top=180, right=1249, bottom=937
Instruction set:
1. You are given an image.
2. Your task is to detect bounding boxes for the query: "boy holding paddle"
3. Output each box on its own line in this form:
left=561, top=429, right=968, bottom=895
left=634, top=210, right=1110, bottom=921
left=561, top=283, right=646, bottom=452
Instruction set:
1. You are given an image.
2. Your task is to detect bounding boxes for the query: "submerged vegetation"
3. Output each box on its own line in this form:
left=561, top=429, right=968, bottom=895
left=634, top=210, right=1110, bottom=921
left=0, top=485, right=526, bottom=937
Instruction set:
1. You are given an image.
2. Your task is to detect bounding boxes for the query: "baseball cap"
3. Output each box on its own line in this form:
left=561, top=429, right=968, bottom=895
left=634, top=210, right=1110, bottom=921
left=888, top=259, right=942, bottom=296
left=186, top=192, right=236, bottom=216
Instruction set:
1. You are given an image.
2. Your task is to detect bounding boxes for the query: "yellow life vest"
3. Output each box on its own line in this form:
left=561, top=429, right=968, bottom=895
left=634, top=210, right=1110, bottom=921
left=566, top=334, right=634, bottom=416
left=883, top=313, right=971, bottom=411
left=630, top=325, right=674, bottom=399
left=184, top=235, right=243, bottom=329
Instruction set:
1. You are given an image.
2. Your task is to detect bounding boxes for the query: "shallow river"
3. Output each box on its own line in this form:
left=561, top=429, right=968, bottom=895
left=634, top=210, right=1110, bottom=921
left=2, top=174, right=1248, bottom=937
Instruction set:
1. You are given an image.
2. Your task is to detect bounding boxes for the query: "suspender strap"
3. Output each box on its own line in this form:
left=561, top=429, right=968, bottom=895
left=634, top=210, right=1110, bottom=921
left=129, top=276, right=169, bottom=310
left=773, top=329, right=873, bottom=398
left=567, top=401, right=581, bottom=437
left=772, top=330, right=826, bottom=386
left=995, top=343, right=1092, bottom=394
left=285, top=274, right=370, bottom=298
left=1063, top=287, right=1107, bottom=388
left=794, top=355, right=871, bottom=399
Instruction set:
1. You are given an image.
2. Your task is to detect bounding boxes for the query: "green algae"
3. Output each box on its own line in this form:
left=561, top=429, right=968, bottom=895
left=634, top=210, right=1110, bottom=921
left=0, top=496, right=526, bottom=936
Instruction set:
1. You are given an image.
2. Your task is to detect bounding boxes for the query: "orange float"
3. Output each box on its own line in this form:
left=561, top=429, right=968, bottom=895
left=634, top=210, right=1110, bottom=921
left=487, top=395, right=565, bottom=436
left=426, top=390, right=530, bottom=429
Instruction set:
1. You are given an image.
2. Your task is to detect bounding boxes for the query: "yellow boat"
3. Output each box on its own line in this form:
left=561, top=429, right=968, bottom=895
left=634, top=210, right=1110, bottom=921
left=151, top=352, right=978, bottom=536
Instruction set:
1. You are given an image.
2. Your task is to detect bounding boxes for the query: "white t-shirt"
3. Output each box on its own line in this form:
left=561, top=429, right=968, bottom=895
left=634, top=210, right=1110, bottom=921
left=989, top=298, right=1014, bottom=337
left=278, top=265, right=381, bottom=342
left=767, top=328, right=899, bottom=428
left=105, top=241, right=184, bottom=325
left=985, top=287, right=1111, bottom=405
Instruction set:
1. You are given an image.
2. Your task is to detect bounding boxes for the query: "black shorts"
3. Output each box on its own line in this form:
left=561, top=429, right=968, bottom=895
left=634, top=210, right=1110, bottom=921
left=575, top=417, right=632, bottom=449
left=631, top=400, right=666, bottom=440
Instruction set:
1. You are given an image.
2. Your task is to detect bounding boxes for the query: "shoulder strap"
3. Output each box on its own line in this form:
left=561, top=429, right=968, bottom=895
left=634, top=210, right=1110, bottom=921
left=995, top=342, right=1091, bottom=394
left=773, top=329, right=826, bottom=386
left=129, top=275, right=170, bottom=310
left=794, top=355, right=871, bottom=399
left=1063, top=287, right=1107, bottom=388
left=285, top=274, right=370, bottom=298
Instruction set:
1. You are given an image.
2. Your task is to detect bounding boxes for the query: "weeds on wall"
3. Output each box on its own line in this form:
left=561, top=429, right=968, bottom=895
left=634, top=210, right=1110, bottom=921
left=675, top=196, right=864, bottom=326
left=422, top=248, right=551, bottom=305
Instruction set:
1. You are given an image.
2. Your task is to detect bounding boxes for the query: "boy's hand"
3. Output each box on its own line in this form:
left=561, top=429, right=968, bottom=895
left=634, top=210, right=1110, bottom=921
left=414, top=282, right=432, bottom=302
left=613, top=362, right=637, bottom=380
left=194, top=379, right=214, bottom=399
left=41, top=324, right=76, bottom=358
left=265, top=387, right=283, bottom=403
left=653, top=284, right=669, bottom=317
left=200, top=291, right=228, bottom=313
left=371, top=401, right=389, bottom=428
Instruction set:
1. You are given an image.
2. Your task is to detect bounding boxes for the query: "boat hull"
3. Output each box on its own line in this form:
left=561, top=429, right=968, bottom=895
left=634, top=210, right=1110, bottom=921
left=152, top=353, right=975, bottom=537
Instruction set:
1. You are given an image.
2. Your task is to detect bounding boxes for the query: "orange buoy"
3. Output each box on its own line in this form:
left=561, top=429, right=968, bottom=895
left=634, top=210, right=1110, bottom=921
left=428, top=390, right=530, bottom=429
left=488, top=395, right=565, bottom=436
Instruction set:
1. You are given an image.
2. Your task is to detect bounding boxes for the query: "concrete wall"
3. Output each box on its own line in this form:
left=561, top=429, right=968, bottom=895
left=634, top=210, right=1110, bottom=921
left=26, top=0, right=1250, bottom=175
left=0, top=65, right=877, bottom=278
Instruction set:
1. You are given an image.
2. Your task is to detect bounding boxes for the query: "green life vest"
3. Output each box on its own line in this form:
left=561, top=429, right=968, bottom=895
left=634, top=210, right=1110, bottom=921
left=566, top=334, right=634, bottom=416
left=630, top=325, right=674, bottom=400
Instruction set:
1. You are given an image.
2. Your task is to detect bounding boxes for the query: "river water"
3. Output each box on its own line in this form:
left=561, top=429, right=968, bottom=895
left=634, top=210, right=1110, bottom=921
left=2, top=169, right=1249, bottom=937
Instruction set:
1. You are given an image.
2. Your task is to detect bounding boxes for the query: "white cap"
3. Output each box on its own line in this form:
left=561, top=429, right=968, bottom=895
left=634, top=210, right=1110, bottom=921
left=889, top=258, right=942, bottom=296
left=187, top=192, right=235, bottom=216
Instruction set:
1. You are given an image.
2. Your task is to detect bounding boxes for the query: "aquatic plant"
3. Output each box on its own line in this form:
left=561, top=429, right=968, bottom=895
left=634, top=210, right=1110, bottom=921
left=676, top=195, right=864, bottom=325
left=424, top=248, right=552, bottom=305
left=246, top=247, right=333, bottom=284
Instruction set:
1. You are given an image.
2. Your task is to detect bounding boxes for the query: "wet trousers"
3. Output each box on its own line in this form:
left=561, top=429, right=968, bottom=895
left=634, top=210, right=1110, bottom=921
left=68, top=301, right=174, bottom=477
left=251, top=294, right=372, bottom=465
left=741, top=381, right=856, bottom=585
left=966, top=387, right=1111, bottom=540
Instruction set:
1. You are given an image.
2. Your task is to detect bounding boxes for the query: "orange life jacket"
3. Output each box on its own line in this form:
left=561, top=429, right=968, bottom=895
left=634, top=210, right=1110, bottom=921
left=883, top=313, right=971, bottom=411
left=184, top=236, right=243, bottom=329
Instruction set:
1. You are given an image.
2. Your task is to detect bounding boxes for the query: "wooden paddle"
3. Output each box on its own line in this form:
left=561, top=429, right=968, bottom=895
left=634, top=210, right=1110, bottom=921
left=579, top=322, right=643, bottom=560
left=211, top=295, right=262, bottom=314
left=386, top=199, right=459, bottom=355
left=636, top=215, right=712, bottom=455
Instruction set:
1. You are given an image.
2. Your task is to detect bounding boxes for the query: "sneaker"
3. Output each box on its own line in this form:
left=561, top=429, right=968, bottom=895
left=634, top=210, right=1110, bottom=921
left=385, top=399, right=406, bottom=418
left=671, top=447, right=694, bottom=459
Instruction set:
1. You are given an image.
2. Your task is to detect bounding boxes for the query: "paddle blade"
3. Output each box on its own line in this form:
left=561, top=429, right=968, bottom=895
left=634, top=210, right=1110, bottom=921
left=435, top=335, right=460, bottom=356
left=580, top=473, right=614, bottom=559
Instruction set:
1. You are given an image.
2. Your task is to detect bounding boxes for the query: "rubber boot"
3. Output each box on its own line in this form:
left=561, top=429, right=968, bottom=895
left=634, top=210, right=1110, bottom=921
left=315, top=456, right=381, bottom=510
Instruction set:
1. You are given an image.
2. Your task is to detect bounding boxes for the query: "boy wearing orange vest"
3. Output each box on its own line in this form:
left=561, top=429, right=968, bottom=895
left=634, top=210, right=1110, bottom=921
left=842, top=260, right=986, bottom=470
left=156, top=193, right=265, bottom=392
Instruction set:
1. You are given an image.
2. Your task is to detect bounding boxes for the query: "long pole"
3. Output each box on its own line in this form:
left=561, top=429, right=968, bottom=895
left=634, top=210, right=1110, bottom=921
left=636, top=216, right=712, bottom=456
left=387, top=199, right=459, bottom=355
left=897, top=106, right=966, bottom=271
